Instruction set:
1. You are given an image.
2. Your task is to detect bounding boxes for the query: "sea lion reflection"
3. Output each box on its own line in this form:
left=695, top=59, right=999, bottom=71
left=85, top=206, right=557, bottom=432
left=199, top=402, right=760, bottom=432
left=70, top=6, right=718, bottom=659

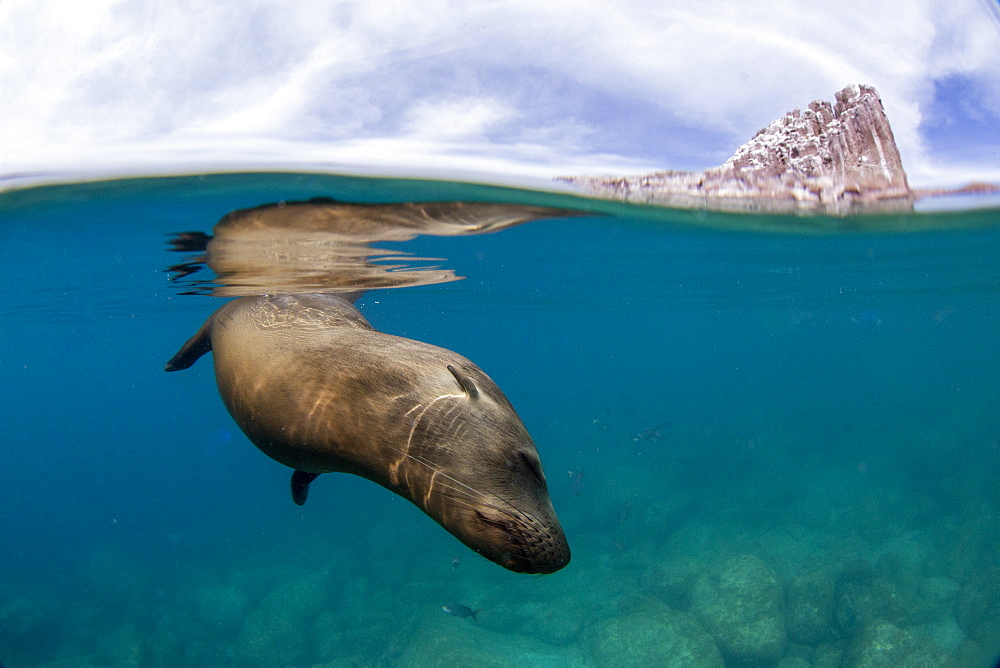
left=166, top=198, right=582, bottom=296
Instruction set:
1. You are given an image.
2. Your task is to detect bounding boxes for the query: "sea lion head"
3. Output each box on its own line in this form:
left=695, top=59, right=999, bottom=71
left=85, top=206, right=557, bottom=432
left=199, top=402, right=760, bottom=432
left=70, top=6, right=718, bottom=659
left=392, top=363, right=571, bottom=575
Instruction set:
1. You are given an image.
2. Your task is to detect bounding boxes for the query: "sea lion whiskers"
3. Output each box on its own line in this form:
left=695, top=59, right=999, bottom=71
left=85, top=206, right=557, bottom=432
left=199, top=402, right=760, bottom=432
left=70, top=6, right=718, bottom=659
left=387, top=445, right=518, bottom=513
left=404, top=394, right=463, bottom=452
left=386, top=444, right=488, bottom=499
left=391, top=396, right=459, bottom=485
left=429, top=482, right=542, bottom=550
left=411, top=472, right=525, bottom=532
left=387, top=445, right=546, bottom=530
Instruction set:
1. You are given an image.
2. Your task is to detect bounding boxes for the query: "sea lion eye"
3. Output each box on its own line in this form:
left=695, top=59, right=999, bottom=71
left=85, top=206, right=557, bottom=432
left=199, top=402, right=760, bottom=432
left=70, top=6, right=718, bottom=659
left=475, top=510, right=508, bottom=530
left=519, top=451, right=545, bottom=483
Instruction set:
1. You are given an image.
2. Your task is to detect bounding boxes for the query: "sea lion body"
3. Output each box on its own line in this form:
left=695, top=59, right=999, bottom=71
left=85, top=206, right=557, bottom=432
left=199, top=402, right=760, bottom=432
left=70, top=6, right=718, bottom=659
left=166, top=294, right=569, bottom=574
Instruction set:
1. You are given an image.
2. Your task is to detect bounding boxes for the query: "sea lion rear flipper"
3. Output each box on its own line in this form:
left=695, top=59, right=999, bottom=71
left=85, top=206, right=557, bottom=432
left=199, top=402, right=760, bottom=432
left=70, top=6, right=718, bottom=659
left=291, top=470, right=321, bottom=506
left=164, top=317, right=214, bottom=372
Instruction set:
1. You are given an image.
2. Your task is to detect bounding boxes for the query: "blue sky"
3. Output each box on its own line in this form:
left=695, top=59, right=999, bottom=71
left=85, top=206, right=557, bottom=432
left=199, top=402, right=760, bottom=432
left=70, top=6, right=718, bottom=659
left=1, top=0, right=998, bottom=188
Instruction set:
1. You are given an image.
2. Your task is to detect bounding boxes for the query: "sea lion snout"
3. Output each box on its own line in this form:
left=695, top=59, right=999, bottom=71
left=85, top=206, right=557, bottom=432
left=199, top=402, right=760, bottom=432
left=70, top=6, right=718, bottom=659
left=470, top=500, right=571, bottom=574
left=434, top=448, right=571, bottom=574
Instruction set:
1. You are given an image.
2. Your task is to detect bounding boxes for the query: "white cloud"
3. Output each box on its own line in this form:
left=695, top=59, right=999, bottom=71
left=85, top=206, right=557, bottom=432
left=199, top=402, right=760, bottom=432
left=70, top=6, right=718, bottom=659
left=1, top=0, right=998, bottom=187
left=401, top=97, right=518, bottom=140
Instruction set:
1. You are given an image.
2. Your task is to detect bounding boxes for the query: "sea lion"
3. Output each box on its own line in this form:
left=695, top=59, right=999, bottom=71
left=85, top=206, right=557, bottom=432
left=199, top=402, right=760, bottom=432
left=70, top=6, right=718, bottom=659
left=166, top=293, right=570, bottom=574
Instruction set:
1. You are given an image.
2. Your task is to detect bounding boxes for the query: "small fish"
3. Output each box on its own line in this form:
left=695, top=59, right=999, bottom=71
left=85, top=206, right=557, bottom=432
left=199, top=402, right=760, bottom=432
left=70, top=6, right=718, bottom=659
left=451, top=556, right=461, bottom=570
left=931, top=305, right=953, bottom=325
left=851, top=309, right=883, bottom=329
left=442, top=603, right=482, bottom=621
left=619, top=500, right=631, bottom=523
left=634, top=422, right=673, bottom=442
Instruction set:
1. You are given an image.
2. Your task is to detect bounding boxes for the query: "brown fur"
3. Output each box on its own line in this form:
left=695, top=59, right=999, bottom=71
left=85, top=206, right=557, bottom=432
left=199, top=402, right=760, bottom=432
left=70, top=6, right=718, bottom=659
left=166, top=293, right=570, bottom=574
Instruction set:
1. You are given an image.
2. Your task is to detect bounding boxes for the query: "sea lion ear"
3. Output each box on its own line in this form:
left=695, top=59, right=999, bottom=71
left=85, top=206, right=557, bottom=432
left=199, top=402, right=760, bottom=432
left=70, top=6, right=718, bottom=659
left=447, top=365, right=480, bottom=399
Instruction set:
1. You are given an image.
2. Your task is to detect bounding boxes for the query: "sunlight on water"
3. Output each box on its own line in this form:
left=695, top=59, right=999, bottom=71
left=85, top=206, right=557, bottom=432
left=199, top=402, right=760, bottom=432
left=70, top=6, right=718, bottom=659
left=1, top=172, right=998, bottom=666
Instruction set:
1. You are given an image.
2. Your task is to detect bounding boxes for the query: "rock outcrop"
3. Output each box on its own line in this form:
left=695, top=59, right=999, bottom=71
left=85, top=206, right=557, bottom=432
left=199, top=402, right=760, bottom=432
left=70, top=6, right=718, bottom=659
left=585, top=609, right=724, bottom=667
left=560, top=84, right=915, bottom=215
left=690, top=554, right=786, bottom=665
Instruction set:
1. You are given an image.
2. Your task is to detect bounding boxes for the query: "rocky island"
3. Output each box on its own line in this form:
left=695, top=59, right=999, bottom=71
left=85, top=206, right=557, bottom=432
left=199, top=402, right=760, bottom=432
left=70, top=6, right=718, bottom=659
left=560, top=84, right=917, bottom=216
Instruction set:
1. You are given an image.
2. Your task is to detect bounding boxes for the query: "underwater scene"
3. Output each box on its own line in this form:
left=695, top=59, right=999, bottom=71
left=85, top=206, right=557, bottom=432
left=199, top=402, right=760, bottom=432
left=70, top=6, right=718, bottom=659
left=1, top=172, right=998, bottom=667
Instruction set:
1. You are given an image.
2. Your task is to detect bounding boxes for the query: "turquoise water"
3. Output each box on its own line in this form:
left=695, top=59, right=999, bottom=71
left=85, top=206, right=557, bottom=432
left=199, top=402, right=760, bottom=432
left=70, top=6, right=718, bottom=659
left=1, top=172, right=998, bottom=666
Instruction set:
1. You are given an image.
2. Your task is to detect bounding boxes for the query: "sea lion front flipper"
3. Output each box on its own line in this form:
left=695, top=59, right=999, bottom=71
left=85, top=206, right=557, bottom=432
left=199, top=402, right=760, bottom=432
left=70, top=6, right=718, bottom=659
left=164, top=316, right=214, bottom=372
left=291, top=470, right=321, bottom=506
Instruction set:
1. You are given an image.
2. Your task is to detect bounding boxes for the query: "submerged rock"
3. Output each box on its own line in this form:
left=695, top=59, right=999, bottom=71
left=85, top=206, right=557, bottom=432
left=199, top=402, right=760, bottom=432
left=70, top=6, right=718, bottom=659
left=190, top=582, right=249, bottom=635
left=785, top=569, right=837, bottom=645
left=0, top=596, right=47, bottom=649
left=95, top=623, right=145, bottom=667
left=909, top=617, right=966, bottom=656
left=783, top=642, right=813, bottom=663
left=843, top=620, right=954, bottom=667
left=401, top=614, right=585, bottom=667
left=776, top=657, right=810, bottom=668
left=560, top=84, right=914, bottom=216
left=691, top=554, right=786, bottom=665
left=956, top=563, right=1000, bottom=648
left=832, top=561, right=908, bottom=636
left=232, top=607, right=308, bottom=667
left=919, top=576, right=961, bottom=609
left=812, top=641, right=847, bottom=668
left=643, top=554, right=703, bottom=610
left=585, top=609, right=723, bottom=667
left=259, top=568, right=333, bottom=621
